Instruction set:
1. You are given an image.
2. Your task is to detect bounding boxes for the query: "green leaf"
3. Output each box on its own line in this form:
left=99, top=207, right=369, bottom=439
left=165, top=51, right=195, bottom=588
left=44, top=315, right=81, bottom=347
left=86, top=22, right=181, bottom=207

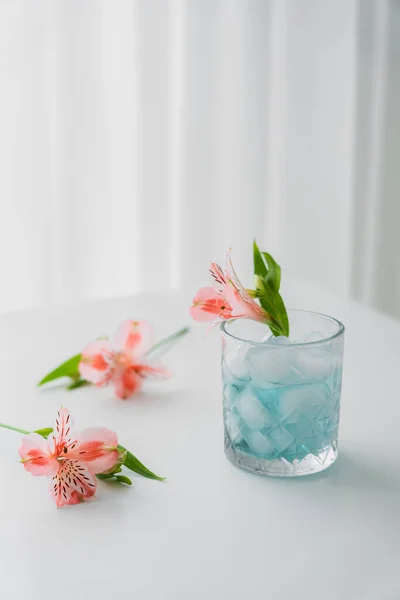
left=96, top=469, right=131, bottom=485
left=37, top=354, right=82, bottom=387
left=253, top=240, right=268, bottom=278
left=258, top=286, right=289, bottom=337
left=115, top=475, right=132, bottom=486
left=118, top=445, right=165, bottom=481
left=268, top=322, right=284, bottom=337
left=271, top=289, right=289, bottom=336
left=253, top=243, right=289, bottom=337
left=146, top=326, right=190, bottom=358
left=67, top=378, right=91, bottom=391
left=257, top=295, right=283, bottom=336
left=34, top=427, right=53, bottom=438
left=96, top=472, right=116, bottom=480
left=254, top=241, right=281, bottom=291
left=262, top=252, right=281, bottom=292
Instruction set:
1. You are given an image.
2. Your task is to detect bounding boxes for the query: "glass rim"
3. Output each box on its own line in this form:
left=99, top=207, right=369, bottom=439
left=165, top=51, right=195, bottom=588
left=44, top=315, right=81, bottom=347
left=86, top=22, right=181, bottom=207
left=220, top=309, right=345, bottom=348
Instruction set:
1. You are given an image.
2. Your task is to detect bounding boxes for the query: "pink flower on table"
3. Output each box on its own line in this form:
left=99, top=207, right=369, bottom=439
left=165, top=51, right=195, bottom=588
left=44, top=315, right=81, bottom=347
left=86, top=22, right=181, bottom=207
left=19, top=407, right=120, bottom=508
left=190, top=251, right=272, bottom=325
left=79, top=320, right=169, bottom=400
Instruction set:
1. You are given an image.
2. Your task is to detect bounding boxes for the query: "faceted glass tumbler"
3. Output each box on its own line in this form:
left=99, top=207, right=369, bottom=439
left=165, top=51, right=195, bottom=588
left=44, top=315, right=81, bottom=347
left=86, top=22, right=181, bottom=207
left=221, top=310, right=345, bottom=477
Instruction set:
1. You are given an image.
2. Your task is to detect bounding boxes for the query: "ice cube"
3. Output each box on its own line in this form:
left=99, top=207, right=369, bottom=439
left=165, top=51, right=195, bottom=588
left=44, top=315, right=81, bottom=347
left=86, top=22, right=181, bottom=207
left=223, top=383, right=240, bottom=408
left=225, top=411, right=244, bottom=444
left=222, top=343, right=250, bottom=382
left=278, top=384, right=326, bottom=420
left=284, top=413, right=313, bottom=437
left=252, top=382, right=280, bottom=416
left=295, top=346, right=333, bottom=382
left=268, top=425, right=295, bottom=452
left=235, top=388, right=271, bottom=429
left=247, top=345, right=305, bottom=385
left=278, top=385, right=302, bottom=418
left=295, top=331, right=342, bottom=382
left=245, top=431, right=275, bottom=458
left=267, top=336, right=292, bottom=345
left=250, top=372, right=278, bottom=392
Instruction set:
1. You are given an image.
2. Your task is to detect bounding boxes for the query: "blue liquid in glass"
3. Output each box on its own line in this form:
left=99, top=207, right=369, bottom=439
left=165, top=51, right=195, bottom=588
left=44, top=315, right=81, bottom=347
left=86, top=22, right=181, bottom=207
left=223, top=367, right=342, bottom=463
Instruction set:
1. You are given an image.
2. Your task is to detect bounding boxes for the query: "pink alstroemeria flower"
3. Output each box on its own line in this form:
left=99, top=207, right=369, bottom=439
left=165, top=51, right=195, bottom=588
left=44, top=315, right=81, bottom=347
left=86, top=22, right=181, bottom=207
left=79, top=320, right=169, bottom=400
left=190, top=250, right=271, bottom=325
left=19, top=407, right=119, bottom=507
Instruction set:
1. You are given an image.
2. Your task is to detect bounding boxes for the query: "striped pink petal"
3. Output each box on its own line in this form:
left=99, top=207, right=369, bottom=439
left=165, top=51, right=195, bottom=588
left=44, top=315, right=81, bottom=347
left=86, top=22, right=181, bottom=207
left=50, top=460, right=97, bottom=508
left=209, top=262, right=228, bottom=291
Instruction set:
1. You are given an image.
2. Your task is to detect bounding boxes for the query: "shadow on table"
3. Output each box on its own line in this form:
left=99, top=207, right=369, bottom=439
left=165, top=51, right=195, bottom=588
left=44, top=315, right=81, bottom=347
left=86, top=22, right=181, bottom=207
left=232, top=447, right=400, bottom=498
left=296, top=449, right=400, bottom=494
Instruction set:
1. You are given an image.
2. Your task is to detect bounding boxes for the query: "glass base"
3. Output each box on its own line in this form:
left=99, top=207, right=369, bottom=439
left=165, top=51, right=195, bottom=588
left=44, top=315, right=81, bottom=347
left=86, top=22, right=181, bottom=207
left=225, top=437, right=338, bottom=477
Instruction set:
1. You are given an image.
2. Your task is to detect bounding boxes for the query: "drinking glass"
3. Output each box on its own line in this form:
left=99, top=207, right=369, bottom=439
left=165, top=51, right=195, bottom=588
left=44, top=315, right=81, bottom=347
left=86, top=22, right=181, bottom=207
left=221, top=310, right=345, bottom=476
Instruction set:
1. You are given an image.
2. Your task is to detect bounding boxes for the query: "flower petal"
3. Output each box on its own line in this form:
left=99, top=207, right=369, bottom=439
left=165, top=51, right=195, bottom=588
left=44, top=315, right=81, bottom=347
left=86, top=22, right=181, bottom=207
left=62, top=491, right=85, bottom=506
left=68, top=427, right=119, bottom=474
left=192, top=286, right=221, bottom=303
left=112, top=320, right=154, bottom=355
left=50, top=460, right=97, bottom=508
left=79, top=340, right=113, bottom=385
left=54, top=406, right=73, bottom=442
left=189, top=304, right=217, bottom=322
left=223, top=250, right=270, bottom=323
left=19, top=433, right=58, bottom=476
left=50, top=406, right=78, bottom=456
left=75, top=427, right=118, bottom=446
left=223, top=282, right=268, bottom=322
left=209, top=262, right=227, bottom=291
left=190, top=286, right=232, bottom=322
left=113, top=367, right=142, bottom=400
left=135, top=360, right=171, bottom=380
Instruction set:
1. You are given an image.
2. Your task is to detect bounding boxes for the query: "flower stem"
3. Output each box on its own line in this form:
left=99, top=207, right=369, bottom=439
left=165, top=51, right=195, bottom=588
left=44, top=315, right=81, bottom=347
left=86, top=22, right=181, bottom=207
left=0, top=423, right=30, bottom=435
left=146, top=326, right=189, bottom=357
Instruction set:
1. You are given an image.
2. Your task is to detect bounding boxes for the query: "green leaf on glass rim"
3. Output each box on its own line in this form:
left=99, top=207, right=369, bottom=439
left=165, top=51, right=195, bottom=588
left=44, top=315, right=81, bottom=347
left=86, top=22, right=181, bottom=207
left=254, top=240, right=290, bottom=338
left=37, top=354, right=82, bottom=387
left=272, top=289, right=289, bottom=336
left=34, top=427, right=53, bottom=438
left=253, top=240, right=268, bottom=279
left=257, top=284, right=289, bottom=337
left=257, top=291, right=283, bottom=336
left=262, top=252, right=281, bottom=292
left=253, top=241, right=281, bottom=293
left=119, top=445, right=165, bottom=481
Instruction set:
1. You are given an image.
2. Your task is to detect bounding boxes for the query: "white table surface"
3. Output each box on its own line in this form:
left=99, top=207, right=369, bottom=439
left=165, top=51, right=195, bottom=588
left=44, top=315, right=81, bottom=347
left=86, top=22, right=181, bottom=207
left=0, top=281, right=399, bottom=600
